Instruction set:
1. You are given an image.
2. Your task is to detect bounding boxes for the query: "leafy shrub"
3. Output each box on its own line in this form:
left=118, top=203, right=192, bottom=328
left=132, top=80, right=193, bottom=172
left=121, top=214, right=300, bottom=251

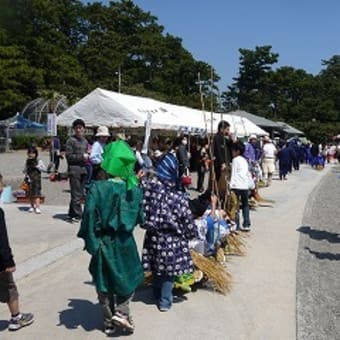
left=11, top=135, right=47, bottom=150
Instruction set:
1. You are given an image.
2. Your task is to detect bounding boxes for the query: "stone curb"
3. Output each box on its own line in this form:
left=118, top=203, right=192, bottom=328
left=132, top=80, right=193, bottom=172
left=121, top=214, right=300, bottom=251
left=15, top=238, right=83, bottom=280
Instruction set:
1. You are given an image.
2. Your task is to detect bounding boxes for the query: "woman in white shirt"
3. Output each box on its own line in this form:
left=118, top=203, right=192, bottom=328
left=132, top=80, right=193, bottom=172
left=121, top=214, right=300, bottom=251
left=230, top=142, right=254, bottom=231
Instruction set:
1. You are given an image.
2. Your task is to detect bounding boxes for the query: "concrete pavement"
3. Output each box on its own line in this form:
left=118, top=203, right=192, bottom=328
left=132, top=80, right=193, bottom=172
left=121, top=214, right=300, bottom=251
left=296, top=165, right=340, bottom=340
left=0, top=164, right=333, bottom=339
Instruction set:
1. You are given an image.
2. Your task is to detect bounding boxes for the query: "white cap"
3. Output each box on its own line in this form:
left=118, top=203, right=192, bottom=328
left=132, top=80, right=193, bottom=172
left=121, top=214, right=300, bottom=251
left=248, top=134, right=257, bottom=140
left=95, top=126, right=110, bottom=137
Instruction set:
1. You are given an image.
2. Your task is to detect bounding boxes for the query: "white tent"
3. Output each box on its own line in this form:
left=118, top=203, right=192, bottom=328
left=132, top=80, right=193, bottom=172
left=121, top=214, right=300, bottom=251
left=57, top=88, right=267, bottom=136
left=205, top=113, right=268, bottom=137
left=57, top=88, right=143, bottom=128
left=57, top=88, right=205, bottom=131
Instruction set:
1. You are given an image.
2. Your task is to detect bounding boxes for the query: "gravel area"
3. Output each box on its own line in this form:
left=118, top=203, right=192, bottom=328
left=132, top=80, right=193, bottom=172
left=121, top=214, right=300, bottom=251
left=0, top=150, right=70, bottom=206
left=296, top=165, right=340, bottom=340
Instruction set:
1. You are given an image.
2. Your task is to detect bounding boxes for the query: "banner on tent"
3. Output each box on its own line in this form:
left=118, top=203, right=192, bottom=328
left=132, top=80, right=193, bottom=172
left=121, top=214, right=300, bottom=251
left=178, top=126, right=207, bottom=136
left=47, top=113, right=57, bottom=136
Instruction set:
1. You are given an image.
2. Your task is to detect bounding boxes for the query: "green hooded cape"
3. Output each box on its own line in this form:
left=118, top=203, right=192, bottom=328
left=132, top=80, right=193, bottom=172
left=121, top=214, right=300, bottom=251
left=77, top=178, right=144, bottom=296
left=101, top=140, right=138, bottom=190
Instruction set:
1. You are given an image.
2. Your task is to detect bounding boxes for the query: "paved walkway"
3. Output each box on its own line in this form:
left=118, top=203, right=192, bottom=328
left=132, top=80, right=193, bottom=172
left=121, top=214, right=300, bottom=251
left=296, top=165, right=340, bottom=340
left=0, top=163, right=333, bottom=339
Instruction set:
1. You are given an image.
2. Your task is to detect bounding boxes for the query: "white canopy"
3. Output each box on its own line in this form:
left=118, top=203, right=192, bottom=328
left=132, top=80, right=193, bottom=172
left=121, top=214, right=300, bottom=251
left=57, top=88, right=267, bottom=136
left=57, top=88, right=143, bottom=128
left=206, top=113, right=268, bottom=137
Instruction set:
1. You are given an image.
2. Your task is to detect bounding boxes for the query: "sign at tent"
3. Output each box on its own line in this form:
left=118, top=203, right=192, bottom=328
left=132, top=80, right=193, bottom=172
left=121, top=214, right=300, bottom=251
left=47, top=113, right=57, bottom=136
left=142, top=112, right=152, bottom=154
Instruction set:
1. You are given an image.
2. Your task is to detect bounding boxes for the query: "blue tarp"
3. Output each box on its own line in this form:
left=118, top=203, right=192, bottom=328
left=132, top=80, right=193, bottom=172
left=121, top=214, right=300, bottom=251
left=15, top=115, right=46, bottom=129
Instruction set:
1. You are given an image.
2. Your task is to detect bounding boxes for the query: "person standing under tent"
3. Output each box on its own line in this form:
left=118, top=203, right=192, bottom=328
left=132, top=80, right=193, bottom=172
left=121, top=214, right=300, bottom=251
left=196, top=139, right=210, bottom=192
left=47, top=135, right=61, bottom=174
left=65, top=119, right=88, bottom=223
left=175, top=136, right=190, bottom=177
left=230, top=141, right=253, bottom=231
left=90, top=126, right=110, bottom=180
left=212, top=120, right=233, bottom=205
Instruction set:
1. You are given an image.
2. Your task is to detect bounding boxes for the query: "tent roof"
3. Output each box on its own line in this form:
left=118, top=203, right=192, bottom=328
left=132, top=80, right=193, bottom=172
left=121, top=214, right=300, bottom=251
left=57, top=88, right=205, bottom=131
left=231, top=110, right=281, bottom=128
left=57, top=88, right=267, bottom=136
left=57, top=88, right=143, bottom=128
left=208, top=113, right=268, bottom=136
left=276, top=121, right=304, bottom=135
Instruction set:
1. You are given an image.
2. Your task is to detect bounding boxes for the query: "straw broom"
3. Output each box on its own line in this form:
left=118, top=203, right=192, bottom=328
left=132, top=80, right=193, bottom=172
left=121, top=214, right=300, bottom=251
left=253, top=190, right=275, bottom=204
left=143, top=271, right=153, bottom=286
left=223, top=232, right=246, bottom=256
left=190, top=249, right=232, bottom=294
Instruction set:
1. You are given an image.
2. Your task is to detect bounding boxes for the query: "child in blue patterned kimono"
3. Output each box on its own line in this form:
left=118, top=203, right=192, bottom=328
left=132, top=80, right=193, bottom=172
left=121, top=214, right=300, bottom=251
left=141, top=152, right=198, bottom=312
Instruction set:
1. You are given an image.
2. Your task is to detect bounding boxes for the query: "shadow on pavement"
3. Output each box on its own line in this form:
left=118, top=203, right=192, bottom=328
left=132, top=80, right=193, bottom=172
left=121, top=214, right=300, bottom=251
left=304, top=247, right=340, bottom=261
left=132, top=286, right=156, bottom=305
left=0, top=320, right=8, bottom=331
left=57, top=298, right=102, bottom=332
left=53, top=213, right=70, bottom=221
left=133, top=286, right=189, bottom=306
left=297, top=226, right=340, bottom=243
left=83, top=280, right=94, bottom=286
left=17, top=206, right=30, bottom=212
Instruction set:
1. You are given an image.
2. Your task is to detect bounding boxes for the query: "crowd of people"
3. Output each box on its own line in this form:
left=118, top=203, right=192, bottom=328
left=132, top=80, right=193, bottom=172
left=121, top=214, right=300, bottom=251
left=1, top=117, right=340, bottom=335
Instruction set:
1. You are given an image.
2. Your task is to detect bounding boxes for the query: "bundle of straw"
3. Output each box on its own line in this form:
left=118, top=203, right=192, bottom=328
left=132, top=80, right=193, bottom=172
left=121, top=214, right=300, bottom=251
left=224, top=232, right=246, bottom=256
left=190, top=249, right=232, bottom=294
left=143, top=271, right=153, bottom=286
left=253, top=191, right=275, bottom=204
left=215, top=247, right=226, bottom=263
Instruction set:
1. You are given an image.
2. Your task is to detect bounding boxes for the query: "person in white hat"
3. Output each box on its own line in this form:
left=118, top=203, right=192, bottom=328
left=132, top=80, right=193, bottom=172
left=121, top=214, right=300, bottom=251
left=90, top=126, right=111, bottom=180
left=243, top=134, right=258, bottom=163
left=261, top=135, right=277, bottom=186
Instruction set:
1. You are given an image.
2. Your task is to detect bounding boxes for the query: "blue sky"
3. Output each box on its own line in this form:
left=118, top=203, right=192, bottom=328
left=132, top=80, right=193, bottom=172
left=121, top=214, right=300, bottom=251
left=86, top=0, right=340, bottom=90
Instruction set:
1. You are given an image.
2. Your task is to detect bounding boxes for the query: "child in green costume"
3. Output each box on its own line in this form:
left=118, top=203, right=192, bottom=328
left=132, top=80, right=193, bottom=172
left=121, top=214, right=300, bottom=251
left=78, top=140, right=144, bottom=335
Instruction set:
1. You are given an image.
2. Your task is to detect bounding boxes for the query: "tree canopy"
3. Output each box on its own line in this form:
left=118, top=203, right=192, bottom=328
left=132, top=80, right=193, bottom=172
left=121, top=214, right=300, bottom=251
left=223, top=46, right=340, bottom=142
left=0, top=0, right=218, bottom=119
left=0, top=1, right=339, bottom=142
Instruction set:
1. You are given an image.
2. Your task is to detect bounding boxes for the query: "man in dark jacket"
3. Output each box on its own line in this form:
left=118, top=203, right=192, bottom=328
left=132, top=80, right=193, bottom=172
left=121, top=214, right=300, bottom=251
left=213, top=120, right=232, bottom=181
left=0, top=207, right=34, bottom=331
left=212, top=120, right=232, bottom=206
left=65, top=119, right=88, bottom=222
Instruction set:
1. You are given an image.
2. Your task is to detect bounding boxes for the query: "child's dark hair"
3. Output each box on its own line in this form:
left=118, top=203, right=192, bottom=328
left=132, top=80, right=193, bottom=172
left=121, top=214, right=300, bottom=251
left=27, top=146, right=38, bottom=158
left=231, top=141, right=245, bottom=155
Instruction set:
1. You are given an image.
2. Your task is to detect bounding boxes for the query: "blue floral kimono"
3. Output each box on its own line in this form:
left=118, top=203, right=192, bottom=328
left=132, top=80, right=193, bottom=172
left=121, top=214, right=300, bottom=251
left=141, top=177, right=198, bottom=277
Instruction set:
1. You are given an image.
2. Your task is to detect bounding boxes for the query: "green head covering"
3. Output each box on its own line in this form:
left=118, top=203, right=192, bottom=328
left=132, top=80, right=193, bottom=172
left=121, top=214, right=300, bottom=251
left=101, top=140, right=138, bottom=189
